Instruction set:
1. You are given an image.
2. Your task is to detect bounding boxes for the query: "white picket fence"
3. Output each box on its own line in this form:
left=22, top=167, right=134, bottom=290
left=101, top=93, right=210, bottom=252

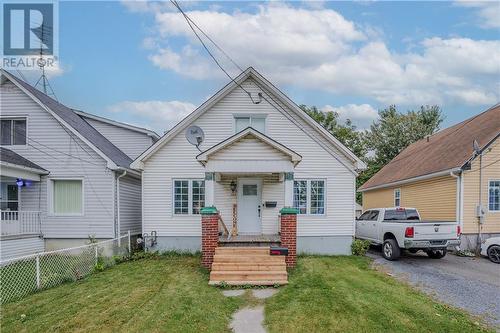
left=0, top=232, right=131, bottom=303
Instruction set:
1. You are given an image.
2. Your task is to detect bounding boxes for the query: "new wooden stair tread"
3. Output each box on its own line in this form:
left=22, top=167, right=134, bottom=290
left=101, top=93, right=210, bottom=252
left=209, top=246, right=288, bottom=286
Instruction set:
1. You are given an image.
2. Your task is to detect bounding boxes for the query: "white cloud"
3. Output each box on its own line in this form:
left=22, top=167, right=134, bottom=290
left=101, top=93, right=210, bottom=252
left=455, top=1, right=500, bottom=29
left=322, top=104, right=378, bottom=129
left=129, top=2, right=500, bottom=107
left=107, top=100, right=196, bottom=132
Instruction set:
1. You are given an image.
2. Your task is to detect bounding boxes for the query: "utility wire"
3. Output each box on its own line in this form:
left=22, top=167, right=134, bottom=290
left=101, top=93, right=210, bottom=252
left=169, top=0, right=260, bottom=104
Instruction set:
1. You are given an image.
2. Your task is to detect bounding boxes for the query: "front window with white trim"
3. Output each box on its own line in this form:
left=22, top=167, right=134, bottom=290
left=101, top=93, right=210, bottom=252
left=51, top=179, right=83, bottom=215
left=234, top=116, right=266, bottom=133
left=489, top=180, right=500, bottom=212
left=394, top=188, right=401, bottom=207
left=0, top=117, right=27, bottom=146
left=174, top=179, right=205, bottom=215
left=293, top=179, right=325, bottom=215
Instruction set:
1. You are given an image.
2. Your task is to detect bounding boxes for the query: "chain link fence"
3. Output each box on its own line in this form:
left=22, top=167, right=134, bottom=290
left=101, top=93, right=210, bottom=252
left=0, top=232, right=131, bottom=304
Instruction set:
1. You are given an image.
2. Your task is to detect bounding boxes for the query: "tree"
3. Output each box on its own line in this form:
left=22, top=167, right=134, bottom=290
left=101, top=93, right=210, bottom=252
left=300, top=104, right=444, bottom=203
left=299, top=105, right=368, bottom=158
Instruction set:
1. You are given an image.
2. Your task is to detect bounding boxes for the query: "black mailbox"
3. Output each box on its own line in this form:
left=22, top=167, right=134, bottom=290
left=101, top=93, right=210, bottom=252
left=270, top=246, right=288, bottom=256
left=264, top=201, right=277, bottom=208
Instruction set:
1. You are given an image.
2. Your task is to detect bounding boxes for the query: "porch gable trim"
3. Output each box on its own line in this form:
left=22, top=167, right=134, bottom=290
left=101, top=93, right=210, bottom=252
left=196, top=127, right=302, bottom=165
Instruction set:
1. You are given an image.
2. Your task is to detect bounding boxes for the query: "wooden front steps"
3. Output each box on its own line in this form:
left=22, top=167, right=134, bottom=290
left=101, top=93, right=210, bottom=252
left=209, top=246, right=288, bottom=286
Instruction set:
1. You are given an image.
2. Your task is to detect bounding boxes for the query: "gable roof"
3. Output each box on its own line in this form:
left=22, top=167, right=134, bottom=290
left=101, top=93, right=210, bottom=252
left=131, top=67, right=366, bottom=172
left=359, top=104, right=500, bottom=191
left=74, top=109, right=159, bottom=140
left=196, top=127, right=302, bottom=165
left=0, top=147, right=48, bottom=173
left=1, top=69, right=133, bottom=169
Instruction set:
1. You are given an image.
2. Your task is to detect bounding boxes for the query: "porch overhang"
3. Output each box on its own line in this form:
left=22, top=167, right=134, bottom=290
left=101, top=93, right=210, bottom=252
left=196, top=127, right=302, bottom=173
left=0, top=162, right=48, bottom=181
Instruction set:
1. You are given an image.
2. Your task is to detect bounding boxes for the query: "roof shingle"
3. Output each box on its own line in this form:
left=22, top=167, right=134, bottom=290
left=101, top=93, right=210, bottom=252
left=0, top=147, right=48, bottom=172
left=359, top=104, right=500, bottom=191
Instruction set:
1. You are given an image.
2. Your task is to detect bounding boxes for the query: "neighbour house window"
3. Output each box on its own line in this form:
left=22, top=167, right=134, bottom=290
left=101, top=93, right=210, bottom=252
left=0, top=183, right=19, bottom=211
left=293, top=180, right=325, bottom=215
left=174, top=180, right=205, bottom=215
left=394, top=188, right=401, bottom=207
left=489, top=180, right=500, bottom=211
left=51, top=179, right=83, bottom=215
left=0, top=118, right=27, bottom=146
left=234, top=116, right=266, bottom=133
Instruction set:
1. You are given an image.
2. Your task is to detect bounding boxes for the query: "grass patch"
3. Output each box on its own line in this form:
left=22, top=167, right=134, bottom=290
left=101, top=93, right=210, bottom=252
left=264, top=256, right=492, bottom=333
left=1, top=254, right=241, bottom=333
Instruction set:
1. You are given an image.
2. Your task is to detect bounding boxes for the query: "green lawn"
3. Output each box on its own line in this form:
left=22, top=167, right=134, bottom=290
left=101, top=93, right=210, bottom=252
left=1, top=254, right=492, bottom=333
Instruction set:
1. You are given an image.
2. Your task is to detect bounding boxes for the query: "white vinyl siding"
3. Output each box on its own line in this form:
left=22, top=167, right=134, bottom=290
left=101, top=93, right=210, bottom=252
left=0, top=236, right=45, bottom=260
left=1, top=81, right=115, bottom=238
left=173, top=180, right=205, bottom=215
left=142, top=78, right=356, bottom=237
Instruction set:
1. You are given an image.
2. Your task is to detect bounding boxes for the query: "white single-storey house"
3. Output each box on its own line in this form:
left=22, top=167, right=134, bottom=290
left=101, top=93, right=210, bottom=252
left=131, top=67, right=366, bottom=256
left=0, top=69, right=159, bottom=259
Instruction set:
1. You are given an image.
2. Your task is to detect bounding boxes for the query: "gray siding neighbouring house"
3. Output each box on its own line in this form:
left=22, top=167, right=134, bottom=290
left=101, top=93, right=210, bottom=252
left=119, top=174, right=142, bottom=235
left=83, top=117, right=156, bottom=160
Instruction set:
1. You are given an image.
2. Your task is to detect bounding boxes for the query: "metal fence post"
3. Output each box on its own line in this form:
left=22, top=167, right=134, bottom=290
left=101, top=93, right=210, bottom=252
left=127, top=230, right=131, bottom=256
left=35, top=255, right=41, bottom=289
left=95, top=245, right=98, bottom=265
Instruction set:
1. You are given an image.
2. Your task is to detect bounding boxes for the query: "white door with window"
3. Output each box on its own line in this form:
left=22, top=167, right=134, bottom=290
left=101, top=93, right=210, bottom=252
left=237, top=178, right=262, bottom=234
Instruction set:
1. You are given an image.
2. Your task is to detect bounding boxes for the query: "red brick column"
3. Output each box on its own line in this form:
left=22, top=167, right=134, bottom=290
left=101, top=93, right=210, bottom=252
left=280, top=207, right=298, bottom=268
left=201, top=207, right=219, bottom=269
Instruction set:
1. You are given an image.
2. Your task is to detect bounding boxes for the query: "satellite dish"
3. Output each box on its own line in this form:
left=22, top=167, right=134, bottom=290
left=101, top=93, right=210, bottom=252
left=473, top=139, right=481, bottom=154
left=186, top=125, right=205, bottom=151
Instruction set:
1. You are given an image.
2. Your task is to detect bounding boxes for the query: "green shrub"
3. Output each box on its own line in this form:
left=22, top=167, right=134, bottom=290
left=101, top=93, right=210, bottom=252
left=351, top=239, right=371, bottom=256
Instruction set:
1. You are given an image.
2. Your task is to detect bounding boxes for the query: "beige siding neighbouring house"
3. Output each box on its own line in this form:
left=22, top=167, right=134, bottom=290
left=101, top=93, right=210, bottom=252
left=362, top=176, right=457, bottom=221
left=462, top=139, right=500, bottom=234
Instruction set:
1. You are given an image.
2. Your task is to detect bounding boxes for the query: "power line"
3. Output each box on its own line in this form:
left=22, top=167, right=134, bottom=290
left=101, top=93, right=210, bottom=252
left=169, top=0, right=260, bottom=104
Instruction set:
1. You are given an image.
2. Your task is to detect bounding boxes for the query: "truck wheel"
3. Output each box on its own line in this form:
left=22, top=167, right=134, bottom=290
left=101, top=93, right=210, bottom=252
left=382, top=239, right=400, bottom=261
left=487, top=245, right=500, bottom=264
left=426, top=249, right=446, bottom=259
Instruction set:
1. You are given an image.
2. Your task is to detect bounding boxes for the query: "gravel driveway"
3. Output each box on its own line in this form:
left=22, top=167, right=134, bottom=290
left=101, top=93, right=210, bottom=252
left=368, top=248, right=500, bottom=329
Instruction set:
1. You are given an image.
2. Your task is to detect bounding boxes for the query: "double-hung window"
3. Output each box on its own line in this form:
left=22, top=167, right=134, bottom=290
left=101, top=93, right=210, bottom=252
left=0, top=183, right=19, bottom=211
left=293, top=179, right=325, bottom=215
left=174, top=179, right=205, bottom=215
left=489, top=180, right=500, bottom=212
left=234, top=116, right=266, bottom=133
left=0, top=118, right=27, bottom=146
left=394, top=189, right=401, bottom=207
left=50, top=179, right=83, bottom=215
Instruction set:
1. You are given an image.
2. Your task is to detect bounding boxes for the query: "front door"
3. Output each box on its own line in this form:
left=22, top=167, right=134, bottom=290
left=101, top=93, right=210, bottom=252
left=237, top=178, right=262, bottom=234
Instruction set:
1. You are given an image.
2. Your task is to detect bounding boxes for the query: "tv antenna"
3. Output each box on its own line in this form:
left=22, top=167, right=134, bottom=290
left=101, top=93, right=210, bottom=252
left=33, top=21, right=57, bottom=100
left=185, top=125, right=205, bottom=152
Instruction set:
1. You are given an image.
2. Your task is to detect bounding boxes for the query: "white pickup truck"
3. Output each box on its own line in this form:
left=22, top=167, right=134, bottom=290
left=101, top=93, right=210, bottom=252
left=355, top=207, right=461, bottom=260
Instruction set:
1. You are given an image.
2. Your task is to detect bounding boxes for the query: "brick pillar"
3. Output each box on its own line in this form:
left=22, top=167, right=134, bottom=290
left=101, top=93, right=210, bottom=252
left=280, top=207, right=298, bottom=268
left=201, top=206, right=219, bottom=269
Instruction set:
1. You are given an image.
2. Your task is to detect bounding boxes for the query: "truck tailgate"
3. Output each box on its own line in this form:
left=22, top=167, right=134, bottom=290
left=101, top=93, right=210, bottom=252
left=414, top=223, right=456, bottom=240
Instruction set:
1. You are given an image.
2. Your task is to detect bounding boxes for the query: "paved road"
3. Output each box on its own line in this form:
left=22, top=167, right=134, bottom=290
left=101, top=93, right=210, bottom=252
left=368, top=248, right=500, bottom=329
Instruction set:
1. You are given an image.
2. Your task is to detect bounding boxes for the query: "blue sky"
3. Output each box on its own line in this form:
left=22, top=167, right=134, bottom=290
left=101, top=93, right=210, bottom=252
left=17, top=1, right=500, bottom=133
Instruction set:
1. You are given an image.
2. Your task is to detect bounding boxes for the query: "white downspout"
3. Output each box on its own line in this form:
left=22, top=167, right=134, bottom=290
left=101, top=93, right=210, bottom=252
left=450, top=170, right=462, bottom=249
left=117, top=170, right=127, bottom=243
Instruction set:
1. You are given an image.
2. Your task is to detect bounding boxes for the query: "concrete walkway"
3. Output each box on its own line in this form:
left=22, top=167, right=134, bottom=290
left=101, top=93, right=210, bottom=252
left=224, top=289, right=278, bottom=333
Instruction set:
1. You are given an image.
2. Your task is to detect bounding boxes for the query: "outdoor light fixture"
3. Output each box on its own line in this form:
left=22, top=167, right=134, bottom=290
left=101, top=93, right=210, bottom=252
left=16, top=178, right=24, bottom=187
left=230, top=180, right=237, bottom=193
